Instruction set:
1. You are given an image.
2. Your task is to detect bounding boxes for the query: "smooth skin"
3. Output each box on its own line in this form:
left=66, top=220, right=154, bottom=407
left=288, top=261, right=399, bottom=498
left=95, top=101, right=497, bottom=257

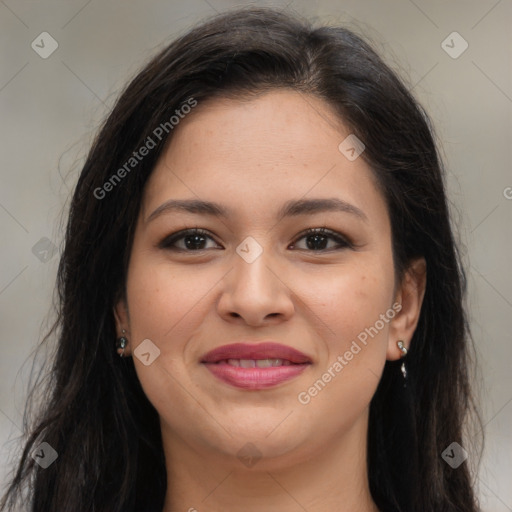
left=114, top=90, right=426, bottom=512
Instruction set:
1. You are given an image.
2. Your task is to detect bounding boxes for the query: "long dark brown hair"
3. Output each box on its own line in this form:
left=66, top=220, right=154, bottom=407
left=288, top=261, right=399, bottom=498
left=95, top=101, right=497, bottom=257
left=1, top=7, right=482, bottom=512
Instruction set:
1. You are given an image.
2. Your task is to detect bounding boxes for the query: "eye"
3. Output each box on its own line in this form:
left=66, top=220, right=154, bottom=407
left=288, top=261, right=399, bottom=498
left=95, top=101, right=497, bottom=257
left=158, top=228, right=221, bottom=251
left=289, top=227, right=352, bottom=252
left=158, top=227, right=353, bottom=253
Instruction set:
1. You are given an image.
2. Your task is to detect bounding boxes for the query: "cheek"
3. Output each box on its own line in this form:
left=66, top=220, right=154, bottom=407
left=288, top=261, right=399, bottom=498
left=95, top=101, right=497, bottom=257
left=291, top=273, right=394, bottom=441
left=296, top=271, right=393, bottom=416
left=300, top=265, right=394, bottom=345
left=124, top=257, right=210, bottom=418
left=126, top=256, right=206, bottom=342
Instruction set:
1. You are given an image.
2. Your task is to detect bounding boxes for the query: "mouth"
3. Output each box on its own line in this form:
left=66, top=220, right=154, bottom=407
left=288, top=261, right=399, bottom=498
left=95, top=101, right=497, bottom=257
left=201, top=342, right=312, bottom=390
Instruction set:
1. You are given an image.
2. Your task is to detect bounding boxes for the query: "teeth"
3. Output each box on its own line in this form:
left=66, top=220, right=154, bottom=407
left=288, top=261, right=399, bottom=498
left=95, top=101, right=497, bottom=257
left=255, top=359, right=272, bottom=368
left=224, top=358, right=289, bottom=367
left=257, top=359, right=285, bottom=368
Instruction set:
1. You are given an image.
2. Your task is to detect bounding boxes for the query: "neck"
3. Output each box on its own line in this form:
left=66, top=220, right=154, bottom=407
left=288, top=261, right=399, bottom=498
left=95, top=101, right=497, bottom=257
left=161, top=409, right=379, bottom=512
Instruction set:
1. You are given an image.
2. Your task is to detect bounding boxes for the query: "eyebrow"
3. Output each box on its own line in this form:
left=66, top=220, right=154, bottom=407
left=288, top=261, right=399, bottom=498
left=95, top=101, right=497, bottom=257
left=145, top=197, right=368, bottom=224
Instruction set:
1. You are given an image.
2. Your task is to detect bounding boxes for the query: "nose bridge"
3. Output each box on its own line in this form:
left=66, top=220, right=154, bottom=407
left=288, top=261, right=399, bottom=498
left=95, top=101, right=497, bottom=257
left=234, top=243, right=277, bottom=293
left=217, top=236, right=294, bottom=324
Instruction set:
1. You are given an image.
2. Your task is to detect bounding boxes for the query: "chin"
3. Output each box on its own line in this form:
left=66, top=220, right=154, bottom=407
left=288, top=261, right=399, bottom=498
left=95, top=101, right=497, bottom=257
left=201, top=423, right=310, bottom=467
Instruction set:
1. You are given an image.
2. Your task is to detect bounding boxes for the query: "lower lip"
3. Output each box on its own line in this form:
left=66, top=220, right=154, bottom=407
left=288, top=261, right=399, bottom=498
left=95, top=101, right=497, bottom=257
left=203, top=362, right=309, bottom=390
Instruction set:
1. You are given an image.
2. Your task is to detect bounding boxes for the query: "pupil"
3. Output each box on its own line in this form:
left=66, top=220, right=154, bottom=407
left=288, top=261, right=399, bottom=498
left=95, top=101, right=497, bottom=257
left=307, top=234, right=327, bottom=250
left=185, top=234, right=206, bottom=250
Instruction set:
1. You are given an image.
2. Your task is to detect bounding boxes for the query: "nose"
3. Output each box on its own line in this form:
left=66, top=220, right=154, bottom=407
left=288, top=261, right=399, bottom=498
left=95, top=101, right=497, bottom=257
left=216, top=247, right=295, bottom=327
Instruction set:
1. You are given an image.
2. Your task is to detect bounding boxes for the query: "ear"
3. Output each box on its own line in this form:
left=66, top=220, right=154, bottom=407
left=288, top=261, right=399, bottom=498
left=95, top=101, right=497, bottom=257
left=113, top=297, right=132, bottom=356
left=387, top=257, right=427, bottom=361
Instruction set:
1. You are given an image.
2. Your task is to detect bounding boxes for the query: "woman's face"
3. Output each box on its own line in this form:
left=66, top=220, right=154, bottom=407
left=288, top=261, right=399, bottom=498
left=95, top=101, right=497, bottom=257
left=115, top=90, right=422, bottom=469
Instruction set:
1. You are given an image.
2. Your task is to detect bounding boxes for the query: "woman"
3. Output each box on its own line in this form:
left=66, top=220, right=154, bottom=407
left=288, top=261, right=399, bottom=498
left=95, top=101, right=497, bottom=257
left=0, top=7, right=481, bottom=512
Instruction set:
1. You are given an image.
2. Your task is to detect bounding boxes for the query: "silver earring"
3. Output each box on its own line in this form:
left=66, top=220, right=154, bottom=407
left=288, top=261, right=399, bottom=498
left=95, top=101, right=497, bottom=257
left=116, top=329, right=128, bottom=357
left=397, top=340, right=407, bottom=380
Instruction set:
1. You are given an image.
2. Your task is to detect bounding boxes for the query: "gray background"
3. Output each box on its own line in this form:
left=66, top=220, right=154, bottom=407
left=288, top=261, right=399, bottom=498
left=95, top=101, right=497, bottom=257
left=0, top=0, right=510, bottom=509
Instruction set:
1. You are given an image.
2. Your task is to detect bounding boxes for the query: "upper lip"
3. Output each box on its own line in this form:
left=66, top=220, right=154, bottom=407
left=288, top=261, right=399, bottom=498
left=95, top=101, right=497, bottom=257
left=201, top=342, right=312, bottom=364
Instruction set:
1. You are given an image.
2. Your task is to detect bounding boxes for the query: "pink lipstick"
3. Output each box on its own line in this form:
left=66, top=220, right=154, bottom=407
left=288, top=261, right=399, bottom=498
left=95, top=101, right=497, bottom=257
left=201, top=342, right=312, bottom=390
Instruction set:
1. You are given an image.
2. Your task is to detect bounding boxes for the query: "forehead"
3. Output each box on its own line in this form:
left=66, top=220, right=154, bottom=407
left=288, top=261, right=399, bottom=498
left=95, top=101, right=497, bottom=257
left=141, top=90, right=387, bottom=225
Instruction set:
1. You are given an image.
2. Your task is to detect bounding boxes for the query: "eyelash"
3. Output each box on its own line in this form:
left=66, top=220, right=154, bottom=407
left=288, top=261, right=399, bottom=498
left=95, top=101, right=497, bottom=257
left=158, top=227, right=353, bottom=253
